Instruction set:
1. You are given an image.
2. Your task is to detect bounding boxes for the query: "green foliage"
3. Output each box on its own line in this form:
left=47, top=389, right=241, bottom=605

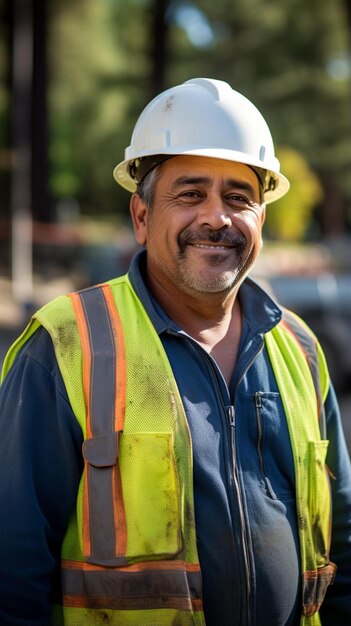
left=44, top=0, right=351, bottom=232
left=48, top=0, right=139, bottom=215
left=264, top=147, right=323, bottom=241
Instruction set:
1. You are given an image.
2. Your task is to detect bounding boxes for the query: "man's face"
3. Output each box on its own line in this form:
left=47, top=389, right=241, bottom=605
left=130, top=155, right=266, bottom=299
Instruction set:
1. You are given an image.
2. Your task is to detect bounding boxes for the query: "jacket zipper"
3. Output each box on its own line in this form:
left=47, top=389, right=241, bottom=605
left=227, top=404, right=252, bottom=625
left=227, top=342, right=265, bottom=626
left=169, top=329, right=265, bottom=626
left=254, top=391, right=276, bottom=499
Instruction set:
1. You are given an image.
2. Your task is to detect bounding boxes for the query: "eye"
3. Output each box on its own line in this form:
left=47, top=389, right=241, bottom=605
left=227, top=193, right=250, bottom=205
left=178, top=190, right=203, bottom=201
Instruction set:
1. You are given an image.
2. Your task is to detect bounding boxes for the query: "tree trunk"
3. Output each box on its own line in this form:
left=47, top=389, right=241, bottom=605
left=149, top=0, right=170, bottom=98
left=31, top=0, right=52, bottom=222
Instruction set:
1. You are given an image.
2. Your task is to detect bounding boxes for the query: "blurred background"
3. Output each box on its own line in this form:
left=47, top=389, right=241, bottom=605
left=0, top=0, right=350, bottom=449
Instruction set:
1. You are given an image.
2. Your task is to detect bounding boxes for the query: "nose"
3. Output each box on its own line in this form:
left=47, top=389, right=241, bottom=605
left=197, top=196, right=232, bottom=229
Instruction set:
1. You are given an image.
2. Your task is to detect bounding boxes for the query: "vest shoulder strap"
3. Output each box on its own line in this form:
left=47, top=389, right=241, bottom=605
left=280, top=308, right=329, bottom=439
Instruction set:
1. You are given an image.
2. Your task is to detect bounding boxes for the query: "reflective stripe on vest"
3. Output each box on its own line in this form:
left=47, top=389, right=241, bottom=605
left=1, top=276, right=334, bottom=626
left=60, top=559, right=203, bottom=612
left=70, top=285, right=127, bottom=565
left=63, top=280, right=204, bottom=623
left=265, top=312, right=336, bottom=624
left=69, top=284, right=335, bottom=622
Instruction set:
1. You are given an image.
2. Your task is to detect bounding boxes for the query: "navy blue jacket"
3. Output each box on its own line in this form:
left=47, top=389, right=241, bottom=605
left=0, top=251, right=350, bottom=625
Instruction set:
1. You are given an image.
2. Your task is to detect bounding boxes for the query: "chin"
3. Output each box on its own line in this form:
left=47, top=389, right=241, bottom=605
left=181, top=271, right=242, bottom=294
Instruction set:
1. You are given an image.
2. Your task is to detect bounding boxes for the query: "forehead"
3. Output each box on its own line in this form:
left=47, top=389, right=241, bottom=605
left=158, top=155, right=260, bottom=191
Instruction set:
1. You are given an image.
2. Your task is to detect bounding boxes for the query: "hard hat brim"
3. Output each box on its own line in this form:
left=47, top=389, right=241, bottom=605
left=113, top=150, right=290, bottom=204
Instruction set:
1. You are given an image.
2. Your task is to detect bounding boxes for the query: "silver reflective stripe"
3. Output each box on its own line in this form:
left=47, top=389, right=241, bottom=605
left=61, top=562, right=203, bottom=611
left=282, top=310, right=326, bottom=439
left=78, top=286, right=126, bottom=565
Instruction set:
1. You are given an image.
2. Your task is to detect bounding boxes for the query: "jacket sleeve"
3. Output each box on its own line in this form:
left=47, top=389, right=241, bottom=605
left=0, top=327, right=84, bottom=625
left=320, top=384, right=351, bottom=626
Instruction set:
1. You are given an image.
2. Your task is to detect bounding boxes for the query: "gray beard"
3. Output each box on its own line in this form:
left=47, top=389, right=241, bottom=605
left=175, top=228, right=251, bottom=294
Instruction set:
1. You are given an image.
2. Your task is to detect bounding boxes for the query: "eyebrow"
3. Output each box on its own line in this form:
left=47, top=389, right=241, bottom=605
left=171, top=175, right=257, bottom=196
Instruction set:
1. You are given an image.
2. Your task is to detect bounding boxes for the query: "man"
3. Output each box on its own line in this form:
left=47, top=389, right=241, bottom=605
left=0, top=78, right=350, bottom=626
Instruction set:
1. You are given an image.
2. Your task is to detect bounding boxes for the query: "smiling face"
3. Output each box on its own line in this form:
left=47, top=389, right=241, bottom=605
left=130, top=155, right=266, bottom=301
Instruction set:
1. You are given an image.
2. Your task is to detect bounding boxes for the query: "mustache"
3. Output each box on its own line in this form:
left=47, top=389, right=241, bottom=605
left=179, top=229, right=247, bottom=250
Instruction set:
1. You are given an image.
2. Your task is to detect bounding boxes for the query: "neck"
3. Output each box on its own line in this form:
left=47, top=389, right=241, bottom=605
left=146, top=269, right=243, bottom=386
left=146, top=267, right=241, bottom=341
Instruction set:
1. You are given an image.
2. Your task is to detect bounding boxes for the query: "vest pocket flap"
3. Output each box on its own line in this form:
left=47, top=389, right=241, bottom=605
left=83, top=432, right=119, bottom=467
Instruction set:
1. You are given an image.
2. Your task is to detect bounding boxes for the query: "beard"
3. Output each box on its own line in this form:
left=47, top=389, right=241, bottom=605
left=173, top=228, right=252, bottom=294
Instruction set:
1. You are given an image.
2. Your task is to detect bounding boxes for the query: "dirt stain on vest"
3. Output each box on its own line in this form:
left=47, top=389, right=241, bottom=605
left=53, top=319, right=79, bottom=362
left=86, top=609, right=112, bottom=624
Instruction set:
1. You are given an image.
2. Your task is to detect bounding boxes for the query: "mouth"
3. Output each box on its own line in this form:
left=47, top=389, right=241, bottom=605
left=178, top=229, right=247, bottom=257
left=190, top=243, right=234, bottom=250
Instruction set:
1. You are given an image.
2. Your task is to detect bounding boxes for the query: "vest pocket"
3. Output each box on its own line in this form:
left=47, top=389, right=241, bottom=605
left=308, top=440, right=331, bottom=567
left=119, top=432, right=182, bottom=561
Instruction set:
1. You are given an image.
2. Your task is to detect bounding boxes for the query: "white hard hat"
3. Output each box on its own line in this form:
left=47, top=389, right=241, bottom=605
left=113, top=77, right=290, bottom=204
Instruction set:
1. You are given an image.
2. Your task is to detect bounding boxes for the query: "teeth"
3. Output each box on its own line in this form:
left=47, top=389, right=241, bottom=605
left=193, top=244, right=228, bottom=249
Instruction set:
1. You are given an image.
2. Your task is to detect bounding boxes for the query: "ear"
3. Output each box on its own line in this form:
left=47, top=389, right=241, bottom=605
left=130, top=193, right=148, bottom=245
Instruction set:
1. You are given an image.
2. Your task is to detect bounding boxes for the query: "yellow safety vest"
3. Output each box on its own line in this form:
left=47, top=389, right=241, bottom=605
left=2, top=274, right=336, bottom=626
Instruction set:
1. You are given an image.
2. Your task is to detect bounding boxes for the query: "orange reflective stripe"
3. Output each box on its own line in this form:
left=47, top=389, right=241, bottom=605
left=100, top=285, right=127, bottom=559
left=69, top=292, right=93, bottom=437
left=61, top=559, right=203, bottom=612
left=62, top=559, right=201, bottom=573
left=69, top=292, right=93, bottom=557
left=69, top=285, right=127, bottom=565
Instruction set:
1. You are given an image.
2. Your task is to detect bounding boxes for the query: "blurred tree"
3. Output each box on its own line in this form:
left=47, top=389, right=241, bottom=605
left=264, top=147, right=323, bottom=241
left=0, top=0, right=51, bottom=225
left=0, top=0, right=10, bottom=225
left=49, top=0, right=126, bottom=212
left=48, top=0, right=194, bottom=221
left=167, top=0, right=351, bottom=237
left=1, top=0, right=350, bottom=240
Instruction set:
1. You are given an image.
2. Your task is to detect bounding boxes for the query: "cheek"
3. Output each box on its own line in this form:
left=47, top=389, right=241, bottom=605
left=146, top=218, right=172, bottom=253
left=233, top=213, right=264, bottom=255
left=234, top=212, right=261, bottom=237
left=150, top=214, right=185, bottom=244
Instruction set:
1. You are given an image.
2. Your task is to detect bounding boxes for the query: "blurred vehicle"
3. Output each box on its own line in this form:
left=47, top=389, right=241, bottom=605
left=262, top=274, right=351, bottom=393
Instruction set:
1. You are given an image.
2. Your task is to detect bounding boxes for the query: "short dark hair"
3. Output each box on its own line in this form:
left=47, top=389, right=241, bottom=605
left=136, top=163, right=163, bottom=208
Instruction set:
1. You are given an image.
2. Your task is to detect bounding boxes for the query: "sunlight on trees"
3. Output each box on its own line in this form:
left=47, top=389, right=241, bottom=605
left=1, top=0, right=350, bottom=237
left=265, top=148, right=323, bottom=241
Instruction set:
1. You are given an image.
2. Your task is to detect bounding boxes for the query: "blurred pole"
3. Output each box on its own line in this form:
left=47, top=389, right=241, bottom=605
left=345, top=1, right=351, bottom=30
left=32, top=0, right=51, bottom=223
left=150, top=0, right=170, bottom=97
left=10, top=0, right=34, bottom=310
